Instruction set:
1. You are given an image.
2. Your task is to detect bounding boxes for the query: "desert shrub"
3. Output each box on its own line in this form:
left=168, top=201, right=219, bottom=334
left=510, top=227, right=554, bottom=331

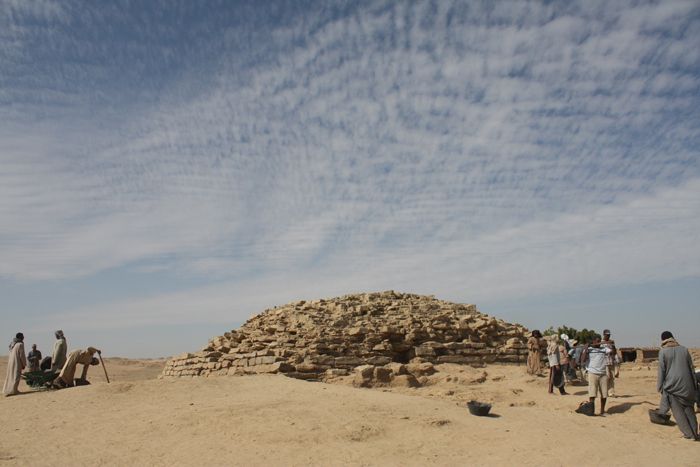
left=543, top=326, right=601, bottom=344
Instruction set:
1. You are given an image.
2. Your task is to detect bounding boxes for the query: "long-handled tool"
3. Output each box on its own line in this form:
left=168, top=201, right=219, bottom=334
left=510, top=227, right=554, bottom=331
left=97, top=351, right=110, bottom=383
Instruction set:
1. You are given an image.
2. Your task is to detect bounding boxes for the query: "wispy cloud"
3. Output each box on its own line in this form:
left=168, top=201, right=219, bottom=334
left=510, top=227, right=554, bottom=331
left=1, top=1, right=699, bottom=348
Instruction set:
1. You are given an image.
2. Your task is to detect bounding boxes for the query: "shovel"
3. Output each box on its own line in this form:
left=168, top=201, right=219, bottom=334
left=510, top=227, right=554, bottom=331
left=97, top=351, right=110, bottom=383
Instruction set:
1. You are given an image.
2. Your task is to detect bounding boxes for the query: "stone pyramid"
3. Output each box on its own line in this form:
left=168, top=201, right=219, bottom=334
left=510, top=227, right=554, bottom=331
left=162, top=291, right=529, bottom=380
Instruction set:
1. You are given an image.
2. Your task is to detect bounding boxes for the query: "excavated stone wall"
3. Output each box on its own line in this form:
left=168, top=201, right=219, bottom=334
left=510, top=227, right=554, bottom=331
left=162, top=291, right=529, bottom=381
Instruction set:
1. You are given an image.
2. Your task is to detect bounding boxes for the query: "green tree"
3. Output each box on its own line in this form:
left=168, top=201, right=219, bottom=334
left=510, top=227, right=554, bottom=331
left=543, top=326, right=600, bottom=344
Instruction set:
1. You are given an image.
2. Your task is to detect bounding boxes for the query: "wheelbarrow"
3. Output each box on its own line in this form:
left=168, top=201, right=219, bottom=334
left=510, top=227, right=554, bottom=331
left=21, top=370, right=59, bottom=390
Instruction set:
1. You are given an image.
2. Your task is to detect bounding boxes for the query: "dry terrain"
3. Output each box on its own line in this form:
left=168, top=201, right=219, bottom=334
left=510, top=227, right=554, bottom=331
left=1, top=356, right=699, bottom=466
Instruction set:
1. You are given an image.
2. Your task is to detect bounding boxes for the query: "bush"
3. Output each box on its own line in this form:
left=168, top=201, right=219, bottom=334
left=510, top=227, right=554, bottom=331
left=543, top=326, right=601, bottom=344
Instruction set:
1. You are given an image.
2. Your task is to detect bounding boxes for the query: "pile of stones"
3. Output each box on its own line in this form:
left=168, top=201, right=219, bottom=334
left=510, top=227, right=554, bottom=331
left=161, top=291, right=529, bottom=384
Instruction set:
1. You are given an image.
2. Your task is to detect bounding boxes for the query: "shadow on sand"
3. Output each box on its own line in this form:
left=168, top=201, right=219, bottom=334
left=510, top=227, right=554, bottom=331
left=606, top=401, right=654, bottom=414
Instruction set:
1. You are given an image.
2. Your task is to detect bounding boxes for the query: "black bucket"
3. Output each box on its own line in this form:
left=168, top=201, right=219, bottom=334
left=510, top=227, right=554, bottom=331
left=467, top=400, right=492, bottom=416
left=648, top=409, right=671, bottom=425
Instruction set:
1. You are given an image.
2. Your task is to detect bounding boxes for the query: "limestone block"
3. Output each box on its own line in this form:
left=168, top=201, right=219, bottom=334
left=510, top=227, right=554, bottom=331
left=373, top=366, right=392, bottom=383
left=372, top=342, right=391, bottom=352
left=384, top=362, right=407, bottom=376
left=390, top=374, right=420, bottom=388
left=443, top=342, right=466, bottom=350
left=366, top=356, right=392, bottom=366
left=308, top=355, right=335, bottom=366
left=414, top=346, right=436, bottom=357
left=405, top=362, right=436, bottom=377
left=296, top=362, right=328, bottom=373
left=348, top=327, right=368, bottom=336
left=352, top=365, right=375, bottom=388
left=334, top=356, right=364, bottom=367
left=325, top=368, right=350, bottom=378
left=255, top=362, right=295, bottom=373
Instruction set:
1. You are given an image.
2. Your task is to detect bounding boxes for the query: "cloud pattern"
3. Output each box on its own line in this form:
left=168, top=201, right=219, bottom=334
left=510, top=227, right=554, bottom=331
left=1, top=1, right=699, bottom=351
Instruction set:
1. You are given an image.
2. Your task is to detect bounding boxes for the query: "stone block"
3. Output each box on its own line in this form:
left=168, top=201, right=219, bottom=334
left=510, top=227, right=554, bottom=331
left=334, top=356, right=364, bottom=367
left=256, top=362, right=295, bottom=373
left=373, top=366, right=392, bottom=383
left=366, top=356, right=392, bottom=366
left=324, top=368, right=349, bottom=377
left=258, top=355, right=280, bottom=365
left=415, top=346, right=436, bottom=357
left=384, top=362, right=407, bottom=376
left=296, top=362, right=327, bottom=373
left=352, top=364, right=375, bottom=387
left=405, top=362, right=436, bottom=377
left=390, top=374, right=420, bottom=388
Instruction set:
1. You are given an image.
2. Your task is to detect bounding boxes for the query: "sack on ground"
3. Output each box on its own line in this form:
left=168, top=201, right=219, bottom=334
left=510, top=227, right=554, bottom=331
left=575, top=401, right=595, bottom=416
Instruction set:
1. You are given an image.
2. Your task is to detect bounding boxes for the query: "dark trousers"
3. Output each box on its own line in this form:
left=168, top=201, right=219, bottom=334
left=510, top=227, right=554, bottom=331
left=549, top=366, right=566, bottom=394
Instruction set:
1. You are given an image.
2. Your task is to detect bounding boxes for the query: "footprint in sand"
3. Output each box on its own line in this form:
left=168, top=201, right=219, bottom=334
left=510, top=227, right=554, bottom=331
left=470, top=372, right=488, bottom=384
left=428, top=419, right=451, bottom=427
left=344, top=424, right=383, bottom=442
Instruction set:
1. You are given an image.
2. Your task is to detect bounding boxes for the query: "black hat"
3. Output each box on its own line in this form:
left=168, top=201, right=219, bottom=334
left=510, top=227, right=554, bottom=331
left=661, top=331, right=673, bottom=340
left=603, top=329, right=611, bottom=335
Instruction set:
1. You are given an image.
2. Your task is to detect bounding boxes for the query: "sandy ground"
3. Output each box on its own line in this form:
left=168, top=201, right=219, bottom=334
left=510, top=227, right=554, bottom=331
left=1, top=356, right=698, bottom=466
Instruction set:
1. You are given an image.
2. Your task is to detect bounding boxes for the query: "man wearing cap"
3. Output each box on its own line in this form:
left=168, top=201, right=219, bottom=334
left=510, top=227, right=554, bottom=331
left=657, top=331, right=698, bottom=440
left=50, top=330, right=68, bottom=373
left=602, top=329, right=618, bottom=397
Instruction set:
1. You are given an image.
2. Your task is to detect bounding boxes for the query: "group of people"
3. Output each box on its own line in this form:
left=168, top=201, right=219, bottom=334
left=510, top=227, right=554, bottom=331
left=3, top=330, right=102, bottom=396
left=527, top=329, right=619, bottom=397
left=527, top=328, right=699, bottom=441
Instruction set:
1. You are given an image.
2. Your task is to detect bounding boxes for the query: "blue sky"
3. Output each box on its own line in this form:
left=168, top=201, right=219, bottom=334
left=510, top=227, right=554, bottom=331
left=1, top=0, right=699, bottom=357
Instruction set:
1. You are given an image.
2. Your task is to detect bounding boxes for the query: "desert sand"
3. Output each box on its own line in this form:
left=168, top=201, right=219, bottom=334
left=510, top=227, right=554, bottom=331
left=1, top=356, right=698, bottom=466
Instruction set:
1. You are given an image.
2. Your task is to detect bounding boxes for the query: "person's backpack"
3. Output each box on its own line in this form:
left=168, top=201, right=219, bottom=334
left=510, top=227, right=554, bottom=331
left=575, top=401, right=595, bottom=416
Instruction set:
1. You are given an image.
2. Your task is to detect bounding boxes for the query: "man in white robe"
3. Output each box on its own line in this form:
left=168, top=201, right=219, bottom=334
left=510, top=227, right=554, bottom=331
left=3, top=333, right=27, bottom=396
left=50, top=330, right=68, bottom=373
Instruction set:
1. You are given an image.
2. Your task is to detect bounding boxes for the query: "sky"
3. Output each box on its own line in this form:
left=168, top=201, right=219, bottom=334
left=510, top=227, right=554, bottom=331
left=1, top=0, right=699, bottom=358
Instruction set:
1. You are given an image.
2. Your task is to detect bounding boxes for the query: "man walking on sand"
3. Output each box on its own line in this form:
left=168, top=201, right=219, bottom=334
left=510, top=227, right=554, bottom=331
left=656, top=331, right=698, bottom=441
left=3, top=333, right=27, bottom=396
left=546, top=335, right=568, bottom=395
left=583, top=336, right=612, bottom=415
